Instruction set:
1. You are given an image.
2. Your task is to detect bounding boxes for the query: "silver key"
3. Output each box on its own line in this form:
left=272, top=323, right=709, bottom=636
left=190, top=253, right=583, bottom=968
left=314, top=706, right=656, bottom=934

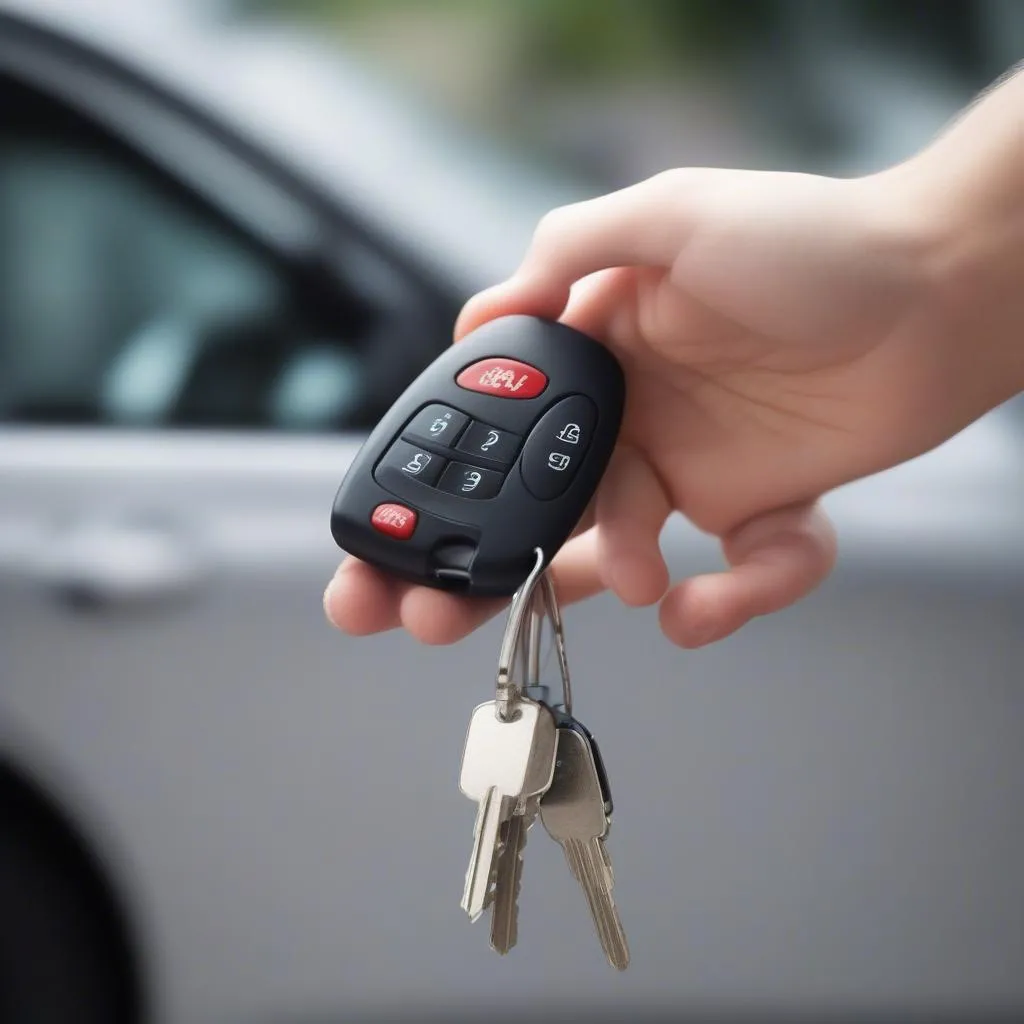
left=458, top=697, right=557, bottom=921
left=488, top=560, right=567, bottom=953
left=540, top=724, right=630, bottom=970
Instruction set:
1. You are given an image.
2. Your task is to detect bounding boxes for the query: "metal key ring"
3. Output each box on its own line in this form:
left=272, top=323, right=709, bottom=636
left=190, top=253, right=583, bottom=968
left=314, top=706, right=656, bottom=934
left=495, top=549, right=572, bottom=720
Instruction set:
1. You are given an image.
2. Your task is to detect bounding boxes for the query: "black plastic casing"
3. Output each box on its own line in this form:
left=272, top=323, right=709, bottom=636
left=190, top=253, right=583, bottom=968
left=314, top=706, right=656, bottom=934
left=330, top=316, right=625, bottom=597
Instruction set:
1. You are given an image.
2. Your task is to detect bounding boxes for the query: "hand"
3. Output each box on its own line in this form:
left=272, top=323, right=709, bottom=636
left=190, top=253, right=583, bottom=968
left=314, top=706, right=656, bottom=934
left=324, top=163, right=1006, bottom=647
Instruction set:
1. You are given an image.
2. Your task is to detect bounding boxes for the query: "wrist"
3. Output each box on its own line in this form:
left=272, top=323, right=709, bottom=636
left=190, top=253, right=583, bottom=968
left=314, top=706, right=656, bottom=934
left=874, top=127, right=1024, bottom=414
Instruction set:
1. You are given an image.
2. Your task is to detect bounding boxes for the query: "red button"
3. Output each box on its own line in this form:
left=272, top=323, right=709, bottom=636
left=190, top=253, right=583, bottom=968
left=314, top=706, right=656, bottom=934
left=456, top=358, right=548, bottom=400
left=370, top=503, right=417, bottom=540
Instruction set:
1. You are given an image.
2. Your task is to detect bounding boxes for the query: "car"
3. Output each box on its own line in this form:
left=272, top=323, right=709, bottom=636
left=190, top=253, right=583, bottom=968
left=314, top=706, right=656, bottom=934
left=1, top=1, right=1023, bottom=1022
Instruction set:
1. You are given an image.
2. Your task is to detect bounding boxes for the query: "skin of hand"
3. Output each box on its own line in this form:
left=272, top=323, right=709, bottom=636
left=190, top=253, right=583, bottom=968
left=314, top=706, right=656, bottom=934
left=325, top=72, right=1024, bottom=649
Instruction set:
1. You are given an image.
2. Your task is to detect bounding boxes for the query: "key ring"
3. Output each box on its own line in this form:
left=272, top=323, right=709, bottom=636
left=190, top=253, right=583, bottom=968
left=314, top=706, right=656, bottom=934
left=495, top=549, right=573, bottom=721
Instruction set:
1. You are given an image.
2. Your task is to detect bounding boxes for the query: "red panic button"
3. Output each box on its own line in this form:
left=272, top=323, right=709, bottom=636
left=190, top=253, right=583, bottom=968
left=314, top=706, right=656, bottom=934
left=370, top=502, right=417, bottom=540
left=456, top=358, right=548, bottom=400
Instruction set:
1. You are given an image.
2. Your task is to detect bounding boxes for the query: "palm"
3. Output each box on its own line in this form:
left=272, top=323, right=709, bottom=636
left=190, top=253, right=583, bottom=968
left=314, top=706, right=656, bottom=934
left=591, top=175, right=940, bottom=539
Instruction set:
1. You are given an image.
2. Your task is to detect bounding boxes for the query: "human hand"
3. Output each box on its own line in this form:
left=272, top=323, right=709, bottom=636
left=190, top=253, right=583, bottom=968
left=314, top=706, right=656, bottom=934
left=325, top=157, right=1018, bottom=647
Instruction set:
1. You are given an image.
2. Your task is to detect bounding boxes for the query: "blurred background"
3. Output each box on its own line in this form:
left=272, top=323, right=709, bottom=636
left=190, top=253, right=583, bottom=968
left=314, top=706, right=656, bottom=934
left=0, top=1, right=1023, bottom=1022
left=227, top=0, right=1024, bottom=182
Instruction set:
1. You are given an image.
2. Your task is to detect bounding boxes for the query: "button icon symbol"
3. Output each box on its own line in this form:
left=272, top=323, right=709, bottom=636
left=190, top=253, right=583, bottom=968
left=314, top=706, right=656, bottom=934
left=480, top=429, right=500, bottom=452
left=461, top=471, right=483, bottom=493
left=478, top=367, right=530, bottom=393
left=556, top=422, right=581, bottom=445
left=429, top=414, right=451, bottom=435
left=547, top=452, right=571, bottom=472
left=403, top=452, right=431, bottom=475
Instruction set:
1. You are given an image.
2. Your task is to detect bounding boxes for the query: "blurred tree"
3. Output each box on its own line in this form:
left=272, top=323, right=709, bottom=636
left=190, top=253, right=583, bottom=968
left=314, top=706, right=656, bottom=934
left=222, top=0, right=1011, bottom=186
left=232, top=0, right=778, bottom=79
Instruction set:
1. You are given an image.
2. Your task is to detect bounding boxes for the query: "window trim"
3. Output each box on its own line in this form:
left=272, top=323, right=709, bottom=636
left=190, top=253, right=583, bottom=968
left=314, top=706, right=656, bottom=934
left=0, top=13, right=450, bottom=313
left=0, top=16, right=455, bottom=435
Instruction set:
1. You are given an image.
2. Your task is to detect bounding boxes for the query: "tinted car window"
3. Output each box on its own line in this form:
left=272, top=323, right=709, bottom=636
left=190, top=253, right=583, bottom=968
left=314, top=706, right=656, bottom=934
left=0, top=74, right=370, bottom=431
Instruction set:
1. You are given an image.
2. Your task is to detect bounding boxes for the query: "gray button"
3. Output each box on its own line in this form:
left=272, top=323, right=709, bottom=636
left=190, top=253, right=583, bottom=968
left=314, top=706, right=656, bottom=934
left=402, top=404, right=469, bottom=449
left=377, top=439, right=445, bottom=487
left=438, top=462, right=504, bottom=500
left=455, top=421, right=521, bottom=465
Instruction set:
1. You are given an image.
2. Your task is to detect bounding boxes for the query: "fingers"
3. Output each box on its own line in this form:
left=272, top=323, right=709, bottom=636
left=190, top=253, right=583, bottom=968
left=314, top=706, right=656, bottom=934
left=326, top=501, right=836, bottom=648
left=658, top=501, right=837, bottom=648
left=595, top=446, right=671, bottom=606
left=323, top=556, right=403, bottom=636
left=324, top=528, right=606, bottom=645
left=455, top=173, right=686, bottom=339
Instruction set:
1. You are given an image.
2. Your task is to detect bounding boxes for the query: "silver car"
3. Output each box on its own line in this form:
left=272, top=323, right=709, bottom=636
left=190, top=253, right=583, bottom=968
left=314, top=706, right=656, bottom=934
left=1, top=2, right=1023, bottom=1022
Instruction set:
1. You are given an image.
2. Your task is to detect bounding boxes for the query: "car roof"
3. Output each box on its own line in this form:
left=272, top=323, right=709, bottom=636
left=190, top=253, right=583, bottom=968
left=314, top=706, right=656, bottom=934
left=0, top=0, right=586, bottom=292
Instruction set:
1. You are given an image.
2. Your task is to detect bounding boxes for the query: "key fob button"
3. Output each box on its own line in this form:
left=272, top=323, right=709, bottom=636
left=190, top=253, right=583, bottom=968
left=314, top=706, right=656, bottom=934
left=456, top=357, right=548, bottom=400
left=370, top=502, right=418, bottom=540
left=402, top=403, right=469, bottom=448
left=438, top=462, right=504, bottom=500
left=376, top=440, right=446, bottom=487
left=519, top=395, right=598, bottom=500
left=455, top=421, right=521, bottom=465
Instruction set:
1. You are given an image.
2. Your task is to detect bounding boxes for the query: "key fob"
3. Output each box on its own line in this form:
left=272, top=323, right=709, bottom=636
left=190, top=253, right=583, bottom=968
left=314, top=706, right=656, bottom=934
left=330, top=315, right=625, bottom=596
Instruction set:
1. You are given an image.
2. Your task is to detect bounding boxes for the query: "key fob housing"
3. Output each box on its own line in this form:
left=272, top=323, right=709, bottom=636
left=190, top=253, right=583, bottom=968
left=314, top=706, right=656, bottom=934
left=330, top=315, right=625, bottom=596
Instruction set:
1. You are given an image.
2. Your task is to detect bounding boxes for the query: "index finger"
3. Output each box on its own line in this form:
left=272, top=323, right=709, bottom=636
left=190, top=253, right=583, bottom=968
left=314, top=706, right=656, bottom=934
left=325, top=527, right=605, bottom=645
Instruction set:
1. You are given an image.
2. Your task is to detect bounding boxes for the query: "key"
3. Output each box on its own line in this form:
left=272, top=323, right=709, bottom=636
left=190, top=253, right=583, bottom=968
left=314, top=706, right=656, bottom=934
left=330, top=315, right=625, bottom=596
left=486, top=573, right=553, bottom=953
left=458, top=697, right=557, bottom=921
left=540, top=722, right=630, bottom=970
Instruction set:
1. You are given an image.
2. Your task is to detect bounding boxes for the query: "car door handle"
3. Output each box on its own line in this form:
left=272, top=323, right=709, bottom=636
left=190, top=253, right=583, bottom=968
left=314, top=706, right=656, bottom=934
left=28, top=520, right=205, bottom=609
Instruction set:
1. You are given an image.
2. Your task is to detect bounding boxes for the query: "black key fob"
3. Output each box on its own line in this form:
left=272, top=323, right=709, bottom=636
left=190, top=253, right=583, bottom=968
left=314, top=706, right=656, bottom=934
left=330, top=315, right=625, bottom=596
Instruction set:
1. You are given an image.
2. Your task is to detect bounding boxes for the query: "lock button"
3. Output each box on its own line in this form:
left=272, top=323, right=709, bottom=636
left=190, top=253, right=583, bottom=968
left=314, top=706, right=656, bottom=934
left=455, top=421, right=521, bottom=465
left=519, top=395, right=597, bottom=500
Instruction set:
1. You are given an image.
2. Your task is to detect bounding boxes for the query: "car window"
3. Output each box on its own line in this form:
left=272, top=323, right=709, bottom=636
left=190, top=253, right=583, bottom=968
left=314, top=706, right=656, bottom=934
left=0, top=73, right=373, bottom=432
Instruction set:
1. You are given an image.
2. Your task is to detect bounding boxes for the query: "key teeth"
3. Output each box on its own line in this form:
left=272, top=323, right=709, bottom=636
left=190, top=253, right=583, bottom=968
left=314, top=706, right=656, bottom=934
left=489, top=808, right=532, bottom=955
left=482, top=834, right=506, bottom=913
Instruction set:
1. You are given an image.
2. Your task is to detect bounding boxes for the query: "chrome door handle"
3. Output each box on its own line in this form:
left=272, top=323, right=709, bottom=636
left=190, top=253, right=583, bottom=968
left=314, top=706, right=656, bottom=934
left=28, top=520, right=205, bottom=609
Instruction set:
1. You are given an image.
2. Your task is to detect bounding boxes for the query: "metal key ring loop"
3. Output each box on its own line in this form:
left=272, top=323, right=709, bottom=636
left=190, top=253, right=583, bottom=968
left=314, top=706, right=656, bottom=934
left=495, top=549, right=544, bottom=720
left=495, top=549, right=572, bottom=720
left=538, top=569, right=572, bottom=717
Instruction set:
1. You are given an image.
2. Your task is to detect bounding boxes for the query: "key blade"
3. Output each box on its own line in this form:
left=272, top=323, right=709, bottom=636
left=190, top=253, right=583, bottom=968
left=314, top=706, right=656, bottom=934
left=489, top=802, right=536, bottom=955
left=563, top=837, right=630, bottom=971
left=540, top=724, right=629, bottom=969
left=461, top=787, right=506, bottom=921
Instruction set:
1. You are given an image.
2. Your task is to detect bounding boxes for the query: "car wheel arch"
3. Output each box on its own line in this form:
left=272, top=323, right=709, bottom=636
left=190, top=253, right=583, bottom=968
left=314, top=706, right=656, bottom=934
left=0, top=755, right=149, bottom=1023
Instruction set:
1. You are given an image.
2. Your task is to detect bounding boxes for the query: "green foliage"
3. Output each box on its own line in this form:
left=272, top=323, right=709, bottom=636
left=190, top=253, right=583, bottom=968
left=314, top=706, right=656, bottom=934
left=518, top=0, right=777, bottom=78
left=231, top=0, right=782, bottom=79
